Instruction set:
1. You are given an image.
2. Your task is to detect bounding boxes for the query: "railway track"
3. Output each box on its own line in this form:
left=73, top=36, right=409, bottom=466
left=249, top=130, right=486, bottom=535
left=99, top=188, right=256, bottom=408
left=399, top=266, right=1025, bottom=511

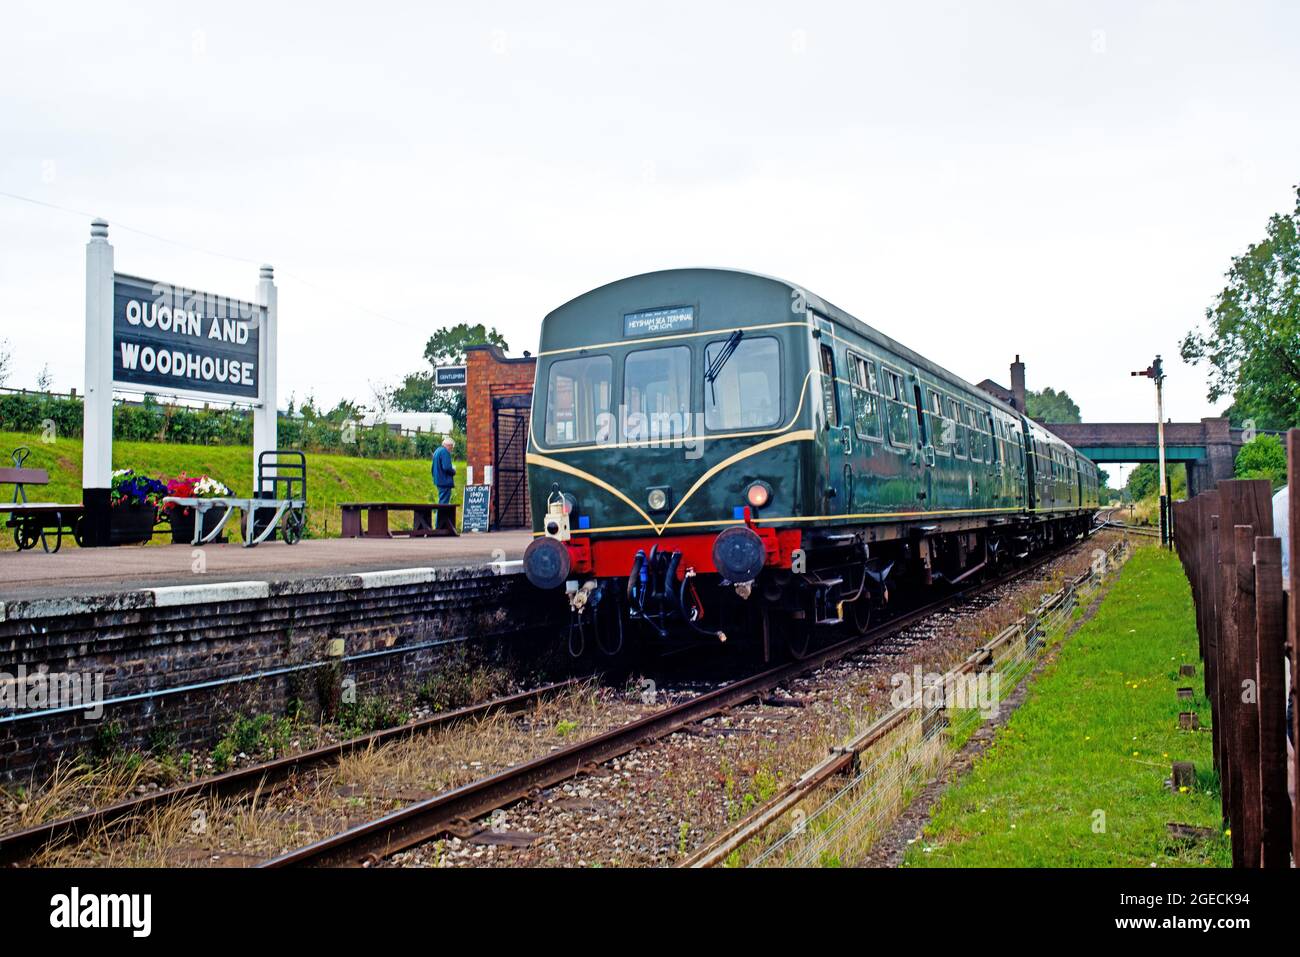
left=262, top=540, right=1092, bottom=868
left=0, top=679, right=580, bottom=866
left=680, top=541, right=1127, bottom=868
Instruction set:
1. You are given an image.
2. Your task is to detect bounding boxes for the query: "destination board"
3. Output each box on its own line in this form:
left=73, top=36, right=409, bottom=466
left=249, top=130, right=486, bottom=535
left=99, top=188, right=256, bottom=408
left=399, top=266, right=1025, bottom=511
left=623, top=305, right=694, bottom=338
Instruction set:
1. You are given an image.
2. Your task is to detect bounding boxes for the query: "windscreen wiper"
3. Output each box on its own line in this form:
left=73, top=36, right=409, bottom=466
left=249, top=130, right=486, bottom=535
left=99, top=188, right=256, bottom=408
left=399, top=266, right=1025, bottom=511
left=705, top=329, right=744, bottom=404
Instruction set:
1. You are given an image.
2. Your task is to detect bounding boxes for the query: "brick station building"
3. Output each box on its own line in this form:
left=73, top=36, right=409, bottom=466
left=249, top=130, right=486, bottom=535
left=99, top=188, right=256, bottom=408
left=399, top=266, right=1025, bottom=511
left=464, top=344, right=537, bottom=529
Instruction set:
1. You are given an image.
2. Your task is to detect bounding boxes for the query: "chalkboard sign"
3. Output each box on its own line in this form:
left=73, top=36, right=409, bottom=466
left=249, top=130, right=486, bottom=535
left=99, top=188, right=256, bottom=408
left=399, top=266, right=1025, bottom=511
left=461, top=484, right=491, bottom=533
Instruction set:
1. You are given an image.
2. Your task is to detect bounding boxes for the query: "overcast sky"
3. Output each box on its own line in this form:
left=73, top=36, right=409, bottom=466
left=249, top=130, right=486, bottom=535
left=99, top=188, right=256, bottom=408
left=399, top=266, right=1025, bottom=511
left=3, top=0, right=1298, bottom=467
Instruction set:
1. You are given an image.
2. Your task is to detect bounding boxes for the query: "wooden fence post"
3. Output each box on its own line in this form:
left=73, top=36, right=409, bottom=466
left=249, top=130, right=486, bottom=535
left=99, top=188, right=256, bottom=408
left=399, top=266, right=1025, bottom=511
left=1222, top=480, right=1274, bottom=867
left=1253, top=535, right=1289, bottom=866
left=1214, top=490, right=1241, bottom=864
left=1232, top=524, right=1262, bottom=865
left=1201, top=493, right=1222, bottom=781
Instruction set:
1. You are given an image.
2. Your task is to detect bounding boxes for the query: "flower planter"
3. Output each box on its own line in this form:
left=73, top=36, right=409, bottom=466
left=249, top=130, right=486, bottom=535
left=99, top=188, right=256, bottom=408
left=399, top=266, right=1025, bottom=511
left=110, top=504, right=158, bottom=546
left=168, top=507, right=228, bottom=545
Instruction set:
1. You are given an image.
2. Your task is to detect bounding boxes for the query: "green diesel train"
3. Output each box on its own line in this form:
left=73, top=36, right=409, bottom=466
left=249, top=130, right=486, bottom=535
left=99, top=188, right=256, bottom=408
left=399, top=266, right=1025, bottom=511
left=523, top=268, right=1099, bottom=658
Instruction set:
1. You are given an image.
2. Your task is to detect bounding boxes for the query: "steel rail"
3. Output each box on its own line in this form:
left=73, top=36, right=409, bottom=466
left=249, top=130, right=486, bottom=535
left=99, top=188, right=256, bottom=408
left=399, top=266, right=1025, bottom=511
left=263, top=542, right=1086, bottom=868
left=680, top=548, right=1124, bottom=867
left=0, top=680, right=579, bottom=866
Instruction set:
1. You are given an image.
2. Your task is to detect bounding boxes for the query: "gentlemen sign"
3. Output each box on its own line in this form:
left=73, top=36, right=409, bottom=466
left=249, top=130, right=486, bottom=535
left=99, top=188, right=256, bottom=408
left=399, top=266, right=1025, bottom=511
left=435, top=365, right=467, bottom=388
left=112, top=273, right=261, bottom=400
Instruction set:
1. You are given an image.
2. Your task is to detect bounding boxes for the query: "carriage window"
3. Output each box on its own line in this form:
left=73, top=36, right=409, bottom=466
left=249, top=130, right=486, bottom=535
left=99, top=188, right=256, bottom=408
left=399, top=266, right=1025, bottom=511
left=945, top=397, right=967, bottom=458
left=705, top=337, right=780, bottom=431
left=624, top=345, right=691, bottom=441
left=847, top=353, right=882, bottom=440
left=926, top=390, right=949, bottom=453
left=882, top=368, right=911, bottom=448
left=545, top=354, right=612, bottom=445
left=966, top=406, right=986, bottom=461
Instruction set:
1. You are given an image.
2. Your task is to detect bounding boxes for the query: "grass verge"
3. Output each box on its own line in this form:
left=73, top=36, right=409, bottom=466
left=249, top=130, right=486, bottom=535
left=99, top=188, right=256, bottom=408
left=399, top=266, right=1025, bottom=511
left=903, top=544, right=1228, bottom=867
left=0, top=430, right=463, bottom=540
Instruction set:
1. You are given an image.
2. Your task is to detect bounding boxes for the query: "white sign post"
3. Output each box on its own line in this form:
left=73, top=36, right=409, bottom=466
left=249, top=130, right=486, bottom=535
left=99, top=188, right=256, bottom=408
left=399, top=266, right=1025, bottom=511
left=253, top=264, right=278, bottom=494
left=80, top=218, right=278, bottom=546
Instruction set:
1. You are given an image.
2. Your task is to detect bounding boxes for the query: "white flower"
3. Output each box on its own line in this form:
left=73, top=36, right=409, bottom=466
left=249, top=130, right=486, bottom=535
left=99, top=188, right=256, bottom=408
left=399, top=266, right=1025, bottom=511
left=194, top=476, right=231, bottom=497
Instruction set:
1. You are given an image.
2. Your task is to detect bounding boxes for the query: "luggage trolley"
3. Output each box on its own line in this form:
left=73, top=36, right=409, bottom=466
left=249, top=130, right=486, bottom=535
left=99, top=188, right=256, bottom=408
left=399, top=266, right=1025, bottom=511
left=163, top=450, right=308, bottom=547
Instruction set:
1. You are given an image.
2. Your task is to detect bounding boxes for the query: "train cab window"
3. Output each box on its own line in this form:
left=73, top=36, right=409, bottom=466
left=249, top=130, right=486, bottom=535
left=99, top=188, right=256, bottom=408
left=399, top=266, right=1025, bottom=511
left=818, top=344, right=840, bottom=428
left=624, top=345, right=691, bottom=441
left=847, top=352, right=882, bottom=440
left=545, top=354, right=613, bottom=445
left=704, top=336, right=780, bottom=431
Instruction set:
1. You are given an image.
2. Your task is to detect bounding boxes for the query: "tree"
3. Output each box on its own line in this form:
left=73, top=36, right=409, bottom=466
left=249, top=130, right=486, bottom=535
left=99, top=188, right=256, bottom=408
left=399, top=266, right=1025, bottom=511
left=390, top=371, right=435, bottom=413
left=1025, top=387, right=1082, bottom=423
left=0, top=338, right=11, bottom=387
left=1125, top=462, right=1187, bottom=501
left=1234, top=433, right=1287, bottom=488
left=36, top=364, right=52, bottom=392
left=422, top=323, right=509, bottom=367
left=391, top=323, right=510, bottom=430
left=1181, top=185, right=1300, bottom=428
left=1126, top=463, right=1158, bottom=501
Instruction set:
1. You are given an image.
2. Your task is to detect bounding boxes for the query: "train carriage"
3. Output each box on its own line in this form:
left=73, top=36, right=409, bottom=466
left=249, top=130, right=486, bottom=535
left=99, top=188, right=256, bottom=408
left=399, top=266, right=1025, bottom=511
left=523, top=268, right=1098, bottom=657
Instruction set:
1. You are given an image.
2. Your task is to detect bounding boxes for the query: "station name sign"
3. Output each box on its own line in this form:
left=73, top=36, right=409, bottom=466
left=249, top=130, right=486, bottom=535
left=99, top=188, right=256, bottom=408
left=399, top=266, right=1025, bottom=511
left=112, top=273, right=261, bottom=400
left=624, top=305, right=694, bottom=338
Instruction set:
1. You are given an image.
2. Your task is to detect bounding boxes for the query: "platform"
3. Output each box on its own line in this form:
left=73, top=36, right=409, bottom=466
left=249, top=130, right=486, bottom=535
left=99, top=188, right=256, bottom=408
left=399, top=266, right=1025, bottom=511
left=0, top=530, right=532, bottom=604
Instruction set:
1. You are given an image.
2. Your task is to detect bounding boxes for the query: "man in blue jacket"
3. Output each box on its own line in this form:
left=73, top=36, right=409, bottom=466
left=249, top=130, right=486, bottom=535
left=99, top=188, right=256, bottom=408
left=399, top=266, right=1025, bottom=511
left=432, top=436, right=456, bottom=505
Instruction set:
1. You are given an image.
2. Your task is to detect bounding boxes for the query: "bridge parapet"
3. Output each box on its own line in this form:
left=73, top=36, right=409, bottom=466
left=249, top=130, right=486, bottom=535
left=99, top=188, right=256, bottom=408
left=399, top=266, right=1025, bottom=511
left=1040, top=417, right=1240, bottom=498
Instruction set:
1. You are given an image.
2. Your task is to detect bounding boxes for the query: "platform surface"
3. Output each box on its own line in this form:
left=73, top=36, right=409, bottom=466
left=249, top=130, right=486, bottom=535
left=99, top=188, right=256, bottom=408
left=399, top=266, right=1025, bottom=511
left=0, top=531, right=532, bottom=602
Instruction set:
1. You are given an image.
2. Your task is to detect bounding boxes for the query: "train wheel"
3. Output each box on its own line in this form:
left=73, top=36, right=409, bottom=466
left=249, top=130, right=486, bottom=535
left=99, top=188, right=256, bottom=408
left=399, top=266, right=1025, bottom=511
left=785, top=612, right=814, bottom=660
left=849, top=597, right=874, bottom=636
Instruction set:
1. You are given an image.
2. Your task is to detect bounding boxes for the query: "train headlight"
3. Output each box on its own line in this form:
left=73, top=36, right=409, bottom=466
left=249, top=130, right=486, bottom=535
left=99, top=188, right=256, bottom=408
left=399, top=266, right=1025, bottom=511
left=745, top=481, right=772, bottom=509
left=646, top=488, right=669, bottom=512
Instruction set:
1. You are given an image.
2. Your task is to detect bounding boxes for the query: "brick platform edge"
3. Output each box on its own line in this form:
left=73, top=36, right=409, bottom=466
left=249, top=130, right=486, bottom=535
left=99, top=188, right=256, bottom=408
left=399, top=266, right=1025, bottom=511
left=0, top=560, right=567, bottom=782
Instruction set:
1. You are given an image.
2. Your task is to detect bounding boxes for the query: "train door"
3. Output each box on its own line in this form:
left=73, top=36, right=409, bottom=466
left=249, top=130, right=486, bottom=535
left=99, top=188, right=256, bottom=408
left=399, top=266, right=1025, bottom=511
left=846, top=351, right=885, bottom=514
left=911, top=382, right=934, bottom=509
left=879, top=364, right=921, bottom=511
left=987, top=412, right=1007, bottom=508
left=817, top=337, right=851, bottom=516
left=1018, top=422, right=1036, bottom=511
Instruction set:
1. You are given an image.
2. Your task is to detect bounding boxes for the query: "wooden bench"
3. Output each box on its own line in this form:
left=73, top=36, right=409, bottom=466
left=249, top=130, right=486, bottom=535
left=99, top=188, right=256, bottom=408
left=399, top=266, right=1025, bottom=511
left=339, top=502, right=459, bottom=539
left=1, top=448, right=85, bottom=552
